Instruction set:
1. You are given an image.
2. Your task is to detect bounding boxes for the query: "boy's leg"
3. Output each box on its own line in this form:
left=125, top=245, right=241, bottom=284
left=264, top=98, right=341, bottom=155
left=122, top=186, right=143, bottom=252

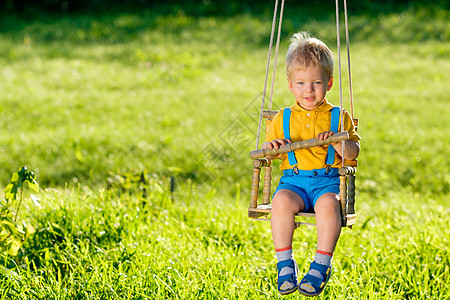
left=299, top=192, right=341, bottom=296
left=271, top=189, right=305, bottom=295
left=271, top=189, right=305, bottom=249
left=314, top=192, right=341, bottom=253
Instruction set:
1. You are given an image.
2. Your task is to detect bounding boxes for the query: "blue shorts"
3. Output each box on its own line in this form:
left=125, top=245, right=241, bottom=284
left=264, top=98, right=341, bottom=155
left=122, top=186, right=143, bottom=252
left=273, top=168, right=340, bottom=212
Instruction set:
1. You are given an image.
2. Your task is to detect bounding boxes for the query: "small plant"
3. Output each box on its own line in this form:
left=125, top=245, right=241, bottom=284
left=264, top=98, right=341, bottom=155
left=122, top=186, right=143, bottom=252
left=0, top=166, right=40, bottom=256
left=107, top=169, right=150, bottom=198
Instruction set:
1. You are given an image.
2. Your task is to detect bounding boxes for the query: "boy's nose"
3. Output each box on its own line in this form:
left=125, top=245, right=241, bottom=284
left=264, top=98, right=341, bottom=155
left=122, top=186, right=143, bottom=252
left=305, top=83, right=314, bottom=92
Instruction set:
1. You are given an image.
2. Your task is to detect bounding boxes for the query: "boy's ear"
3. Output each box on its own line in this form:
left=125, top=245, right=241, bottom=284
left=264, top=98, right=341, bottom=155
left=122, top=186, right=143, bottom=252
left=327, top=77, right=333, bottom=91
left=287, top=77, right=294, bottom=93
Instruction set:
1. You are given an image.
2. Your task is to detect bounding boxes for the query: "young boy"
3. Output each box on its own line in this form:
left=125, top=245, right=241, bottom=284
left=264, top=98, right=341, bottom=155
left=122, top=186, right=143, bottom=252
left=261, top=32, right=361, bottom=296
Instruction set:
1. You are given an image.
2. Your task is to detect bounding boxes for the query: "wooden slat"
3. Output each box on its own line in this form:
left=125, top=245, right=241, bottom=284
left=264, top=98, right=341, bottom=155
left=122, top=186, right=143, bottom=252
left=249, top=205, right=356, bottom=227
left=262, top=166, right=272, bottom=205
left=252, top=159, right=271, bottom=168
left=347, top=175, right=356, bottom=214
left=263, top=110, right=277, bottom=119
left=248, top=205, right=316, bottom=218
left=344, top=159, right=358, bottom=167
left=248, top=168, right=261, bottom=218
left=339, top=176, right=348, bottom=218
left=250, top=131, right=349, bottom=159
left=339, top=166, right=357, bottom=176
left=345, top=214, right=356, bottom=226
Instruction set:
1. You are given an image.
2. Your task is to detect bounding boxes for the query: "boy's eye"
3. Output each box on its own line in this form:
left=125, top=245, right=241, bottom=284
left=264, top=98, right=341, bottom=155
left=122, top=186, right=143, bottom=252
left=297, top=82, right=304, bottom=85
left=314, top=81, right=322, bottom=85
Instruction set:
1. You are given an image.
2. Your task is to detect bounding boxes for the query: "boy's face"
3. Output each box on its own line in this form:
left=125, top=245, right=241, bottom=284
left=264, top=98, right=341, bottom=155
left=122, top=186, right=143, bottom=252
left=288, top=65, right=333, bottom=111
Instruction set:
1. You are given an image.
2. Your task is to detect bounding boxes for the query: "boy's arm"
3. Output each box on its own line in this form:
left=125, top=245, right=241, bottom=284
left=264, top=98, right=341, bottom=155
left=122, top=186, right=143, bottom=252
left=316, top=131, right=360, bottom=160
left=332, top=139, right=360, bottom=160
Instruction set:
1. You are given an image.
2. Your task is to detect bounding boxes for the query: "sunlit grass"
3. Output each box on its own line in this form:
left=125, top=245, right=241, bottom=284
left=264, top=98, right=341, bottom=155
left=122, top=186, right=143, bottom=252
left=0, top=184, right=448, bottom=299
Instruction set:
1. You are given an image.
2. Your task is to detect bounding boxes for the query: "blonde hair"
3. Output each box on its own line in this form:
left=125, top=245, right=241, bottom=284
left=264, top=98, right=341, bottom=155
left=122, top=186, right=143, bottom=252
left=286, top=32, right=334, bottom=79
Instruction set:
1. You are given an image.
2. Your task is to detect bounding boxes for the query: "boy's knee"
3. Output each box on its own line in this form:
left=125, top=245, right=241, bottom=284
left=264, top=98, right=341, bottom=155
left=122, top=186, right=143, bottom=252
left=272, top=190, right=305, bottom=212
left=315, top=194, right=340, bottom=213
left=272, top=193, right=290, bottom=209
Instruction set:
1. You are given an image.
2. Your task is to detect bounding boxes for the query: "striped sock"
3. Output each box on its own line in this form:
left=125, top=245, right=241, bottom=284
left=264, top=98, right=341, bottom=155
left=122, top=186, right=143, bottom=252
left=276, top=246, right=293, bottom=268
left=314, top=250, right=333, bottom=266
left=276, top=246, right=293, bottom=260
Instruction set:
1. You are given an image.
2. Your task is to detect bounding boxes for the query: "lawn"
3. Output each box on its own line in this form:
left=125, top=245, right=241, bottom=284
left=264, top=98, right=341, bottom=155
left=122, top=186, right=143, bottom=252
left=0, top=3, right=449, bottom=299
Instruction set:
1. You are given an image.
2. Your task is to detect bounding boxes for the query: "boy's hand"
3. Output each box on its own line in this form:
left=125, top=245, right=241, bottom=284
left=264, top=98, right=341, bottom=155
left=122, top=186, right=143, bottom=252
left=317, top=131, right=340, bottom=147
left=261, top=139, right=291, bottom=160
left=317, top=131, right=360, bottom=160
left=261, top=139, right=291, bottom=150
left=316, top=131, right=335, bottom=141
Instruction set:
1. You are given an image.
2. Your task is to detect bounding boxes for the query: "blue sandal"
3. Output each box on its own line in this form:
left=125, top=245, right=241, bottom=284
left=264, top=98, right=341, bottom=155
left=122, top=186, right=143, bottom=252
left=276, top=259, right=298, bottom=295
left=298, top=261, right=332, bottom=297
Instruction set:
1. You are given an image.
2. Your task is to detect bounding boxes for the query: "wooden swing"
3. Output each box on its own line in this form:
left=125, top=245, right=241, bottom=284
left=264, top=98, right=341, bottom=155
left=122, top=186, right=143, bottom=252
left=248, top=0, right=359, bottom=228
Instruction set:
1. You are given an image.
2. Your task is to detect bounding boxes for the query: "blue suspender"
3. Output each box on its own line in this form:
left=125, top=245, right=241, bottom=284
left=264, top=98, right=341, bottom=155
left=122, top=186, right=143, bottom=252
left=283, top=108, right=298, bottom=167
left=325, top=106, right=340, bottom=166
left=283, top=106, right=340, bottom=169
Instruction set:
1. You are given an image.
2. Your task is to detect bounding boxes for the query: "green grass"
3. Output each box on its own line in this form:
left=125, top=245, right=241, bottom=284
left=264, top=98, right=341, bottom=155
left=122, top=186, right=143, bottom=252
left=0, top=5, right=449, bottom=299
left=1, top=187, right=448, bottom=299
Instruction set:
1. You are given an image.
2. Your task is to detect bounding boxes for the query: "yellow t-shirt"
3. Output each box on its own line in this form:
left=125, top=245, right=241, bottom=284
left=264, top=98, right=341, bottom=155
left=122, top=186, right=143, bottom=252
left=265, top=99, right=361, bottom=170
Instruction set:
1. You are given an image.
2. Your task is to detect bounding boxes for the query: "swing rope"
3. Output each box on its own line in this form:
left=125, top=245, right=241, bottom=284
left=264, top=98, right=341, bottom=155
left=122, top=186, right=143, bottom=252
left=343, top=0, right=355, bottom=119
left=335, top=0, right=346, bottom=167
left=255, top=0, right=285, bottom=150
left=335, top=0, right=354, bottom=167
left=268, top=0, right=286, bottom=112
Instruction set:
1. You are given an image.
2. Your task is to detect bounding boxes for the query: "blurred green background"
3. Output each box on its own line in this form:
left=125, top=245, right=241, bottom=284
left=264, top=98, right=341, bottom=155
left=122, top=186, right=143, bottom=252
left=1, top=0, right=448, bottom=192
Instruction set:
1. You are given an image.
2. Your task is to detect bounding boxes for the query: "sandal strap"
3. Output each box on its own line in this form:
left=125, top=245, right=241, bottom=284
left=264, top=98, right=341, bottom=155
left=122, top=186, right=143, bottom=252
left=301, top=273, right=324, bottom=289
left=277, top=259, right=295, bottom=271
left=309, top=261, right=330, bottom=274
left=278, top=273, right=296, bottom=284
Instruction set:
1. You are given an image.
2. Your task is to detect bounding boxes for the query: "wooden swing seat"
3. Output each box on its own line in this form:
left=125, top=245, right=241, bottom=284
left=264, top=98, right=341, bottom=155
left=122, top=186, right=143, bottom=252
left=248, top=204, right=357, bottom=227
left=249, top=110, right=358, bottom=228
